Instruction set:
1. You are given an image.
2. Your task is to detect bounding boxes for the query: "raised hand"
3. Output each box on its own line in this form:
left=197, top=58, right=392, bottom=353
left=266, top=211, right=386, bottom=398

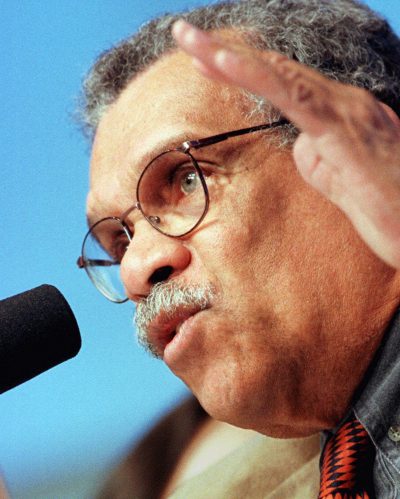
left=173, top=20, right=400, bottom=269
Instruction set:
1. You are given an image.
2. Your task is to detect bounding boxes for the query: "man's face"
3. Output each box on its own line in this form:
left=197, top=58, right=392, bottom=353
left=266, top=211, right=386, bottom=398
left=88, top=51, right=398, bottom=437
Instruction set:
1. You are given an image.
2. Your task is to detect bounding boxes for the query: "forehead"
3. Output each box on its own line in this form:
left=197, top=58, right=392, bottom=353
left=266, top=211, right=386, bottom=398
left=87, top=50, right=250, bottom=220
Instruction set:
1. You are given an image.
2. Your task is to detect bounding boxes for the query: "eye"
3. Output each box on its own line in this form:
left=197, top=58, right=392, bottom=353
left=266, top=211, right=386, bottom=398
left=180, top=170, right=199, bottom=195
left=167, top=164, right=202, bottom=199
left=111, top=233, right=130, bottom=263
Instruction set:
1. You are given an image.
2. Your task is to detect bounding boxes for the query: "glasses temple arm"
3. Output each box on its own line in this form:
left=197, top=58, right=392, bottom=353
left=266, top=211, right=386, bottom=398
left=76, top=256, right=119, bottom=268
left=181, top=118, right=290, bottom=151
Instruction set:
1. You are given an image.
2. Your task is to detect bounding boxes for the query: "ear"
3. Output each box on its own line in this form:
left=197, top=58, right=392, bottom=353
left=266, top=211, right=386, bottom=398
left=379, top=102, right=400, bottom=130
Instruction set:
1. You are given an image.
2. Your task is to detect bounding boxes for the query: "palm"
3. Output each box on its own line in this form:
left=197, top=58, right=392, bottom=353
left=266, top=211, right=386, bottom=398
left=173, top=20, right=400, bottom=268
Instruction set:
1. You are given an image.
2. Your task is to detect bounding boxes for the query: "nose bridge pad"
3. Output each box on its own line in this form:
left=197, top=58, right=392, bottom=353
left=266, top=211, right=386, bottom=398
left=123, top=203, right=162, bottom=234
left=148, top=215, right=161, bottom=225
left=149, top=265, right=173, bottom=285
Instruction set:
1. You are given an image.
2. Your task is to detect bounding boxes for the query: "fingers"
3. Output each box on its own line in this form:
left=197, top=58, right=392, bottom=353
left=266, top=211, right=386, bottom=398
left=172, top=20, right=342, bottom=137
left=173, top=21, right=400, bottom=140
left=173, top=20, right=400, bottom=269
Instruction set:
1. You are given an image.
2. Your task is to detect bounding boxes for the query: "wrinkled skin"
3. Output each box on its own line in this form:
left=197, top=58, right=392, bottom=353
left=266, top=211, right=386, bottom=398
left=87, top=39, right=400, bottom=437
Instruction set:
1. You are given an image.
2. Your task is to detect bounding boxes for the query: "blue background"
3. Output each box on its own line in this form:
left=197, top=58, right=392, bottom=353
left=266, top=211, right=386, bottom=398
left=1, top=1, right=399, bottom=498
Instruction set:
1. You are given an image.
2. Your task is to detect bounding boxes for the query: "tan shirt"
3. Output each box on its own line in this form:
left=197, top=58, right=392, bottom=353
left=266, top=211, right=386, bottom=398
left=168, top=427, right=320, bottom=498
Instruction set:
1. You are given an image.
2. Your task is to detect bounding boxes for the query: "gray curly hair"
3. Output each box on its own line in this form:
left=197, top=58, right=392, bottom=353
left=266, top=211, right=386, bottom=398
left=79, top=0, right=400, bottom=143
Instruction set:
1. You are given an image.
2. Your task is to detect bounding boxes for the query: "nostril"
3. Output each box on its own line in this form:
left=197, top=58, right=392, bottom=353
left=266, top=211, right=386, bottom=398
left=149, top=265, right=174, bottom=285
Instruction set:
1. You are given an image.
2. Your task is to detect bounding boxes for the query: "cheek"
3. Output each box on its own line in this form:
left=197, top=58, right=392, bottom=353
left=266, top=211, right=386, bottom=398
left=198, top=172, right=292, bottom=294
left=173, top=311, right=304, bottom=431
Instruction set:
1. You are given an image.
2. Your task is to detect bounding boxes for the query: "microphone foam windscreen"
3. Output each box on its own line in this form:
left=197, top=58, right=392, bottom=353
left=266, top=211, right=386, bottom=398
left=0, top=284, right=81, bottom=393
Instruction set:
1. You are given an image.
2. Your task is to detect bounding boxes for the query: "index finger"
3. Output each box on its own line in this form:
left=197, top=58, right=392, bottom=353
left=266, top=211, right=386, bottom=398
left=172, top=20, right=344, bottom=137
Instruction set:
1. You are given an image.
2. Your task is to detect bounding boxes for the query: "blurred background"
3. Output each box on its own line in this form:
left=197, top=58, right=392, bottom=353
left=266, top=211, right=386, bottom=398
left=1, top=1, right=399, bottom=498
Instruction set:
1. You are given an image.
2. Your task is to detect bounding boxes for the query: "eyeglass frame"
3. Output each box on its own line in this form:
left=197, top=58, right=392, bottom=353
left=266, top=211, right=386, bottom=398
left=77, top=117, right=290, bottom=302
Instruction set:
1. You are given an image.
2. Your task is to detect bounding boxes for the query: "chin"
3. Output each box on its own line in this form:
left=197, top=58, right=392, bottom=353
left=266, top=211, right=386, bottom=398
left=200, top=394, right=323, bottom=438
left=189, top=371, right=273, bottom=433
left=188, top=368, right=326, bottom=439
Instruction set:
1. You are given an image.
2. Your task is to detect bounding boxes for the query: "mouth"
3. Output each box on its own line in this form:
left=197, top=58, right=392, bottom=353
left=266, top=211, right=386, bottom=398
left=147, top=305, right=205, bottom=358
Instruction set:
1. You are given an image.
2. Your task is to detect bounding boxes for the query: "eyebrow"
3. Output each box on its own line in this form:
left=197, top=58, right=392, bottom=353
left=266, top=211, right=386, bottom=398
left=137, top=119, right=290, bottom=165
left=125, top=121, right=282, bottom=183
left=86, top=132, right=195, bottom=229
left=124, top=130, right=207, bottom=188
left=87, top=120, right=289, bottom=228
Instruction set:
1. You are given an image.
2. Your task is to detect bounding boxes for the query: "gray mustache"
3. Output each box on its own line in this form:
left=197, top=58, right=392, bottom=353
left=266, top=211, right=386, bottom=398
left=135, top=281, right=215, bottom=358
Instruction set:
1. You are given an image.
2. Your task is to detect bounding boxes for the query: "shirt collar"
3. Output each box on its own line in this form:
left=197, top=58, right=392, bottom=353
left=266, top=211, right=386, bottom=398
left=354, top=308, right=400, bottom=446
left=320, top=309, right=400, bottom=446
left=319, top=309, right=400, bottom=491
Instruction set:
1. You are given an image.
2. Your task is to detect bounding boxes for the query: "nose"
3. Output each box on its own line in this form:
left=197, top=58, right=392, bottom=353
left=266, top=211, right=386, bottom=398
left=120, top=222, right=191, bottom=301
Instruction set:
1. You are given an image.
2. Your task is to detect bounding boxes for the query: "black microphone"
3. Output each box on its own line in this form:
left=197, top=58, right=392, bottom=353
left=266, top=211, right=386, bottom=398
left=0, top=284, right=81, bottom=394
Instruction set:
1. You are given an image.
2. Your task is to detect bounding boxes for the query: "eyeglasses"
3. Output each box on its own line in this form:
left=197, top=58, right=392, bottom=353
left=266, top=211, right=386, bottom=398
left=77, top=118, right=289, bottom=303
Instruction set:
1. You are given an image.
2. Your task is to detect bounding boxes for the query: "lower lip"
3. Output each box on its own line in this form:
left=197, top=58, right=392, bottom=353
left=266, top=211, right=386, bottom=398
left=163, top=312, right=201, bottom=367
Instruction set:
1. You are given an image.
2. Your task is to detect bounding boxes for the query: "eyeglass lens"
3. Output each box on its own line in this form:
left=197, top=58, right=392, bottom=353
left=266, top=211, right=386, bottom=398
left=138, top=150, right=207, bottom=235
left=81, top=150, right=208, bottom=302
left=82, top=218, right=131, bottom=303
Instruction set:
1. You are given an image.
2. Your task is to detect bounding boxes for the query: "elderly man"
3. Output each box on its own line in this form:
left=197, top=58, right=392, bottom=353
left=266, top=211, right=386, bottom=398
left=78, top=0, right=400, bottom=496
